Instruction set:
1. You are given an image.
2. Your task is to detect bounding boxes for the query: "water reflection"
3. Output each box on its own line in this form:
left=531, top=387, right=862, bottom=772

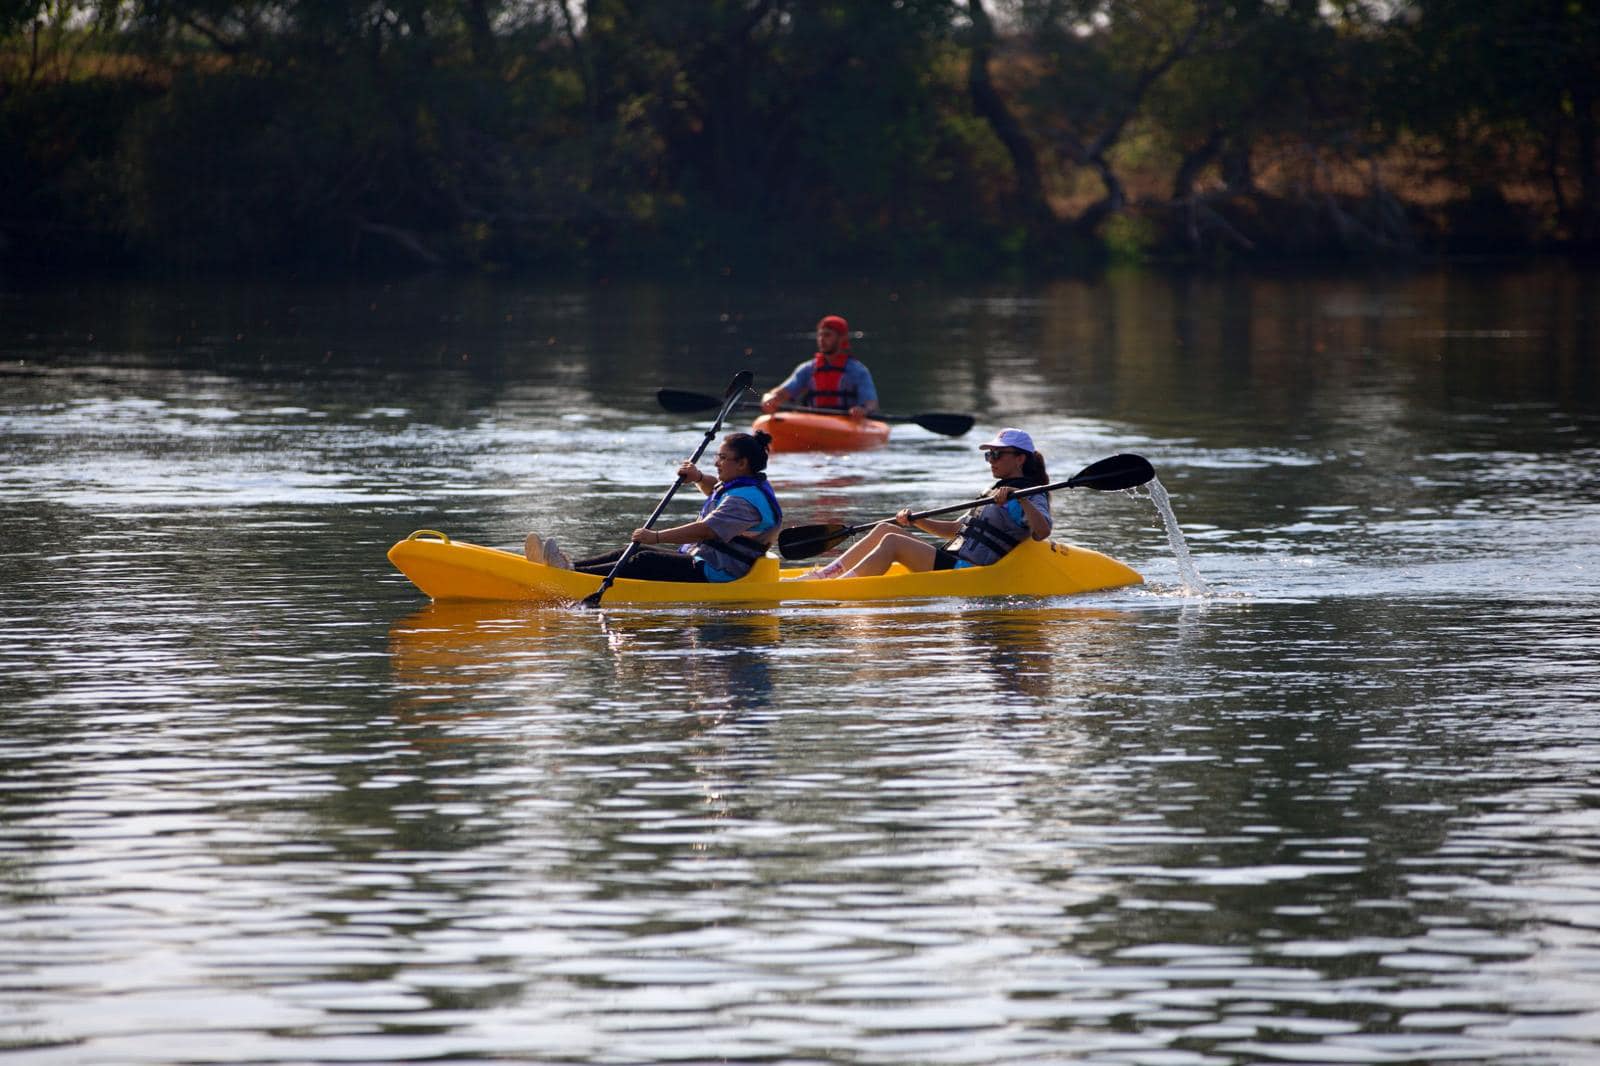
left=5, top=268, right=1600, bottom=1063
left=390, top=603, right=779, bottom=717
left=758, top=602, right=1149, bottom=709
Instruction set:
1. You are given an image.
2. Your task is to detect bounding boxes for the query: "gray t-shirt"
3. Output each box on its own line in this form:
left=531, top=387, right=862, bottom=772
left=685, top=493, right=775, bottom=581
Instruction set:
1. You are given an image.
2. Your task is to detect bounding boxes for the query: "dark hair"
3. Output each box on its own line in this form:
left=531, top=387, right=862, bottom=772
left=722, top=430, right=772, bottom=473
left=1021, top=449, right=1048, bottom=486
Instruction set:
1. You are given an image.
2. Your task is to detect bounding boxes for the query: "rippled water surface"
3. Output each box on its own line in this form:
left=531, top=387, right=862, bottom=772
left=3, top=268, right=1600, bottom=1064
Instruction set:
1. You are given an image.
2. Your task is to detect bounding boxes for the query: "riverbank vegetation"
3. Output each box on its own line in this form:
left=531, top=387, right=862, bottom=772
left=3, top=0, right=1596, bottom=278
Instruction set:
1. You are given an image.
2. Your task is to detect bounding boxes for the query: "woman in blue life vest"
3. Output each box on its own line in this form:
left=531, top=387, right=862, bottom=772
left=526, top=431, right=782, bottom=583
left=789, top=428, right=1051, bottom=581
left=760, top=314, right=879, bottom=420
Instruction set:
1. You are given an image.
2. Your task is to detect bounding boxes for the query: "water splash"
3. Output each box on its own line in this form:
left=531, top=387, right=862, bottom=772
left=1139, top=477, right=1212, bottom=596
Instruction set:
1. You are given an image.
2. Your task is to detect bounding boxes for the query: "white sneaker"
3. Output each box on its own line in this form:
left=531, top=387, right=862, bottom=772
left=524, top=532, right=546, bottom=564
left=543, top=537, right=573, bottom=570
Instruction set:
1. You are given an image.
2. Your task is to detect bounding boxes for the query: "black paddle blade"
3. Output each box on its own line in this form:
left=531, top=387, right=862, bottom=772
left=1066, top=453, right=1155, bottom=491
left=656, top=387, right=722, bottom=413
left=912, top=412, right=975, bottom=437
left=777, top=523, right=854, bottom=561
left=727, top=369, right=755, bottom=396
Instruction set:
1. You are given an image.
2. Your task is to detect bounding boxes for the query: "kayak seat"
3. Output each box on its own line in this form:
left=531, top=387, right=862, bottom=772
left=739, top=556, right=781, bottom=584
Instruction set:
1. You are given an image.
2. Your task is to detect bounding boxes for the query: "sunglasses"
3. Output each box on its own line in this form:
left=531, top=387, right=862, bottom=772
left=983, top=448, right=1021, bottom=461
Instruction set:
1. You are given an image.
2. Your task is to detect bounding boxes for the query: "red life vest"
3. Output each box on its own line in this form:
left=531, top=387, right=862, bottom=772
left=809, top=351, right=854, bottom=409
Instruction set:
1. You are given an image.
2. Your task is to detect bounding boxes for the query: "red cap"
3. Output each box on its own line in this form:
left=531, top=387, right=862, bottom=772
left=817, top=315, right=849, bottom=336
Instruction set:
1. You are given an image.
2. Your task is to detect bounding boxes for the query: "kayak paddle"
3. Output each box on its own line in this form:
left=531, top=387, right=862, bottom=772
left=656, top=387, right=974, bottom=438
left=776, top=453, right=1155, bottom=561
left=582, top=370, right=755, bottom=607
left=657, top=387, right=742, bottom=414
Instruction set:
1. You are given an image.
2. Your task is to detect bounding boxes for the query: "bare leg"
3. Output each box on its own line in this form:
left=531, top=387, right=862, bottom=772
left=827, top=521, right=905, bottom=569
left=838, top=530, right=939, bottom=578
left=791, top=521, right=907, bottom=579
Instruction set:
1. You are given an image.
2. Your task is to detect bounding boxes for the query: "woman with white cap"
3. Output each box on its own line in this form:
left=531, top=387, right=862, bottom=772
left=790, top=428, right=1052, bottom=581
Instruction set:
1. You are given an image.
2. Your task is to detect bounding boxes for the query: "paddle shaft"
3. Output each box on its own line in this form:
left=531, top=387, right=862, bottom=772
left=769, top=401, right=915, bottom=424
left=766, top=404, right=974, bottom=436
left=777, top=483, right=1060, bottom=559
left=777, top=453, right=1155, bottom=559
left=585, top=372, right=753, bottom=606
left=832, top=478, right=1066, bottom=543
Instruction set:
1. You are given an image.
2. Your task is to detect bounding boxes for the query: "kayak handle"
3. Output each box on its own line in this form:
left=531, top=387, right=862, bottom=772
left=405, top=529, right=452, bottom=543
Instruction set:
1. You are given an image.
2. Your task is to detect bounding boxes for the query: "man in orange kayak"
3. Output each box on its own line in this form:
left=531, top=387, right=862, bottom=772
left=760, top=314, right=880, bottom=420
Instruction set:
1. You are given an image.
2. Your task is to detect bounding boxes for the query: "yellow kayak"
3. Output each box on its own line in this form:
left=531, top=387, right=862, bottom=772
left=387, top=530, right=1142, bottom=605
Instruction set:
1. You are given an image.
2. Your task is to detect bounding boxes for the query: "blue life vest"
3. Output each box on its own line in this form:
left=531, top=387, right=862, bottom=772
left=689, top=475, right=783, bottom=581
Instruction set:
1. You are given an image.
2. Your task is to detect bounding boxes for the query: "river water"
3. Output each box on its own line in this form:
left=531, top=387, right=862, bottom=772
left=3, top=266, right=1598, bottom=1064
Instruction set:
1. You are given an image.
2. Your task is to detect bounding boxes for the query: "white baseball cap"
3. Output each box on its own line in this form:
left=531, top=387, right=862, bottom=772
left=978, top=428, right=1035, bottom=453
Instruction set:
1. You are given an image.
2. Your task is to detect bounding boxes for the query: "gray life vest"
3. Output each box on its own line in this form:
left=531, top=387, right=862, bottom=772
left=949, top=480, right=1048, bottom=566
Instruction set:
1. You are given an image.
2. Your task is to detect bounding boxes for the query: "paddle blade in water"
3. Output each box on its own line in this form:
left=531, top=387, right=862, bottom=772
left=1066, top=453, right=1155, bottom=492
left=777, top=523, right=854, bottom=560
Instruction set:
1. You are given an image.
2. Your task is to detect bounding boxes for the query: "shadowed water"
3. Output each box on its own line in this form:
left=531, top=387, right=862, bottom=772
left=2, top=267, right=1598, bottom=1064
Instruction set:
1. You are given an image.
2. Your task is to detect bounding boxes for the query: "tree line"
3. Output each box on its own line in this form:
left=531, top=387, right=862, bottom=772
left=3, top=0, right=1596, bottom=278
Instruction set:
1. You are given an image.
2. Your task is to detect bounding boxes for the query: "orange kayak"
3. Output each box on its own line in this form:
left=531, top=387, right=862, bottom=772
left=753, top=411, right=891, bottom=452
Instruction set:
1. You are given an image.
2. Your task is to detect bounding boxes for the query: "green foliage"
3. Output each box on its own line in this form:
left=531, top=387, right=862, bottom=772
left=0, top=0, right=46, bottom=38
left=120, top=73, right=300, bottom=267
left=1103, top=212, right=1154, bottom=265
left=1390, top=0, right=1600, bottom=234
left=0, top=75, right=157, bottom=269
left=0, top=0, right=1592, bottom=276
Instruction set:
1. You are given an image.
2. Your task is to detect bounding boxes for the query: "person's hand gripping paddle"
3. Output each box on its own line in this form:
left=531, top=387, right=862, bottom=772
left=777, top=453, right=1155, bottom=561
left=582, top=371, right=756, bottom=607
